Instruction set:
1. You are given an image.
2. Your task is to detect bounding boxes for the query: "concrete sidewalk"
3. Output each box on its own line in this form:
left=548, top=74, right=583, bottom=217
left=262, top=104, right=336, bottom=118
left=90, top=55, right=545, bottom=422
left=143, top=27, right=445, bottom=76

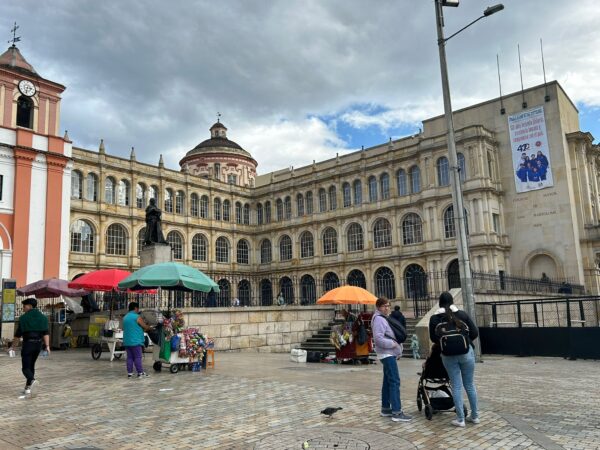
left=0, top=349, right=598, bottom=449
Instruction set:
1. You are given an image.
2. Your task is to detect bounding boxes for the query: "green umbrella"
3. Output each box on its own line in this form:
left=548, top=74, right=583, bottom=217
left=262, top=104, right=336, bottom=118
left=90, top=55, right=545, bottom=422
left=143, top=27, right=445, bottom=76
left=118, top=262, right=220, bottom=293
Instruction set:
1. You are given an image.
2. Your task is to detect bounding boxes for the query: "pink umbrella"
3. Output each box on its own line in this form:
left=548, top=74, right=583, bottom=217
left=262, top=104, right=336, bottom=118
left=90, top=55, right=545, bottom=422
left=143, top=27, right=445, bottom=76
left=17, top=278, right=88, bottom=298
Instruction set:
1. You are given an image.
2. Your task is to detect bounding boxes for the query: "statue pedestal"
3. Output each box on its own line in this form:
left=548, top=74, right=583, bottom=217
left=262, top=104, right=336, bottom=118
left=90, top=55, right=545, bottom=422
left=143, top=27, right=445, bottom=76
left=140, top=243, right=172, bottom=267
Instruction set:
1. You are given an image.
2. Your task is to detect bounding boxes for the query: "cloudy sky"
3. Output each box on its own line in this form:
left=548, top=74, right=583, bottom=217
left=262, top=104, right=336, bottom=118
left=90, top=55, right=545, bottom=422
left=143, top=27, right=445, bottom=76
left=2, top=1, right=600, bottom=174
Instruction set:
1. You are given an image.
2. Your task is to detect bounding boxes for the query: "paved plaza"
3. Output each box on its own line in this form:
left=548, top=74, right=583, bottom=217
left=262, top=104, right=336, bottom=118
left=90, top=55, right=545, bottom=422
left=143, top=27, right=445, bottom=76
left=0, top=349, right=598, bottom=449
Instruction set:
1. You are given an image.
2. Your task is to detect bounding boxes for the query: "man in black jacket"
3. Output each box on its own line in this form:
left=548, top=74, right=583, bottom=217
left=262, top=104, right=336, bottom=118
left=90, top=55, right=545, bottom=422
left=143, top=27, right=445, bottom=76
left=391, top=305, right=407, bottom=329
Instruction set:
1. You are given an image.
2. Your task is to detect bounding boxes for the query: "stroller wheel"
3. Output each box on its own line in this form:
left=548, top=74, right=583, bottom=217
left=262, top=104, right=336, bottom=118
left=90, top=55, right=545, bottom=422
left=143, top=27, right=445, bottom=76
left=425, top=405, right=433, bottom=420
left=417, top=393, right=423, bottom=412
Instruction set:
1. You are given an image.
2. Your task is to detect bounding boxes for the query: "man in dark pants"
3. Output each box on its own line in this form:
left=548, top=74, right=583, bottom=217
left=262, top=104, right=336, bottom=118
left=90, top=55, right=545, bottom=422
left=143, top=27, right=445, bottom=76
left=10, top=298, right=50, bottom=395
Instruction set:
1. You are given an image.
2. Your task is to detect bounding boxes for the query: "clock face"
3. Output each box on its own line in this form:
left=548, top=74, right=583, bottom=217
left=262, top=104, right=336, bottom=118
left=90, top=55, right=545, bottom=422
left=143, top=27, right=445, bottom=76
left=18, top=80, right=36, bottom=97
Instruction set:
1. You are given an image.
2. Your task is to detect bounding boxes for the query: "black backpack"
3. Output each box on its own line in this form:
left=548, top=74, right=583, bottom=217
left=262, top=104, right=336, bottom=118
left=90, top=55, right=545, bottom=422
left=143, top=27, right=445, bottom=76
left=435, top=314, right=470, bottom=356
left=384, top=315, right=407, bottom=344
left=356, top=320, right=368, bottom=345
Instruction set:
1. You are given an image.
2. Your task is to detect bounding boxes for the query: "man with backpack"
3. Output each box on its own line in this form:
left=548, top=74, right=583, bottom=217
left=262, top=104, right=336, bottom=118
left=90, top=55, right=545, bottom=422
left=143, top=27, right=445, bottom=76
left=371, top=297, right=412, bottom=422
left=428, top=291, right=479, bottom=427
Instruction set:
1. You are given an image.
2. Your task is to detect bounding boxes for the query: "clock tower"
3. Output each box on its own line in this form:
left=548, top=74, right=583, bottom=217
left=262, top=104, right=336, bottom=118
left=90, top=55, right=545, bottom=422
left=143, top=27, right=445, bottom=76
left=0, top=37, right=71, bottom=287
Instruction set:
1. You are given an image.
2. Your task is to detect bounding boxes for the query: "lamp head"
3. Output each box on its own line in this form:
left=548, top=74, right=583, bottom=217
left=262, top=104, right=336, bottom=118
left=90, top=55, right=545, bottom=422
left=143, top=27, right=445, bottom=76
left=484, top=4, right=504, bottom=16
left=442, top=0, right=460, bottom=6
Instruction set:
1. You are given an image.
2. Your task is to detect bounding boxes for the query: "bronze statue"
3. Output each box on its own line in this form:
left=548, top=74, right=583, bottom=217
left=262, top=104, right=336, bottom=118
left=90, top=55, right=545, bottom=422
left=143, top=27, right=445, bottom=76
left=144, top=198, right=168, bottom=245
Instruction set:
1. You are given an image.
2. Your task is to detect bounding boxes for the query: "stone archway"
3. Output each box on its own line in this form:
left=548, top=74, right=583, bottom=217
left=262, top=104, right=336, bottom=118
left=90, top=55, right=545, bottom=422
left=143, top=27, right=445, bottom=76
left=528, top=253, right=558, bottom=279
left=447, top=259, right=461, bottom=289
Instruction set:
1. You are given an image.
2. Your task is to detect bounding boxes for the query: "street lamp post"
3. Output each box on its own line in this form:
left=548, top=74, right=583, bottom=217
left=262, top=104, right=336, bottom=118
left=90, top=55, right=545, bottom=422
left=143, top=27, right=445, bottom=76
left=434, top=0, right=503, bottom=360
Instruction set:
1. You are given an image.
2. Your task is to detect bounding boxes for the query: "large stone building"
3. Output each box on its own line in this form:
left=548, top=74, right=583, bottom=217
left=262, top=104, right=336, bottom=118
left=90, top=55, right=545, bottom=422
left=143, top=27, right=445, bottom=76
left=1, top=44, right=599, bottom=306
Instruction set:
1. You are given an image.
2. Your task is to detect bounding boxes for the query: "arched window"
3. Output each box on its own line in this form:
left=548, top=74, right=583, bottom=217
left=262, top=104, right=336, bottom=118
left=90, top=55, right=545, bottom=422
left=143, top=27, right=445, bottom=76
left=85, top=173, right=98, bottom=202
left=238, top=280, right=251, bottom=306
left=71, top=171, right=83, bottom=199
left=443, top=205, right=469, bottom=238
left=237, top=239, right=250, bottom=264
left=276, top=198, right=284, bottom=221
left=296, top=193, right=304, bottom=216
left=200, top=195, right=209, bottom=218
left=190, top=193, right=199, bottom=217
left=235, top=202, right=243, bottom=224
left=375, top=267, right=396, bottom=299
left=323, top=272, right=340, bottom=292
left=347, top=269, right=366, bottom=288
left=192, top=234, right=208, bottom=261
left=318, top=188, right=327, bottom=212
left=16, top=95, right=33, bottom=128
left=300, top=231, right=314, bottom=258
left=136, top=183, right=146, bottom=209
left=279, top=235, right=292, bottom=261
left=300, top=275, right=316, bottom=305
left=217, top=279, right=231, bottom=306
left=260, top=279, right=273, bottom=306
left=405, top=264, right=428, bottom=302
left=257, top=203, right=264, bottom=225
left=328, top=186, right=337, bottom=210
left=396, top=169, right=407, bottom=196
left=215, top=237, right=229, bottom=263
left=347, top=223, right=364, bottom=252
left=117, top=180, right=130, bottom=206
left=164, top=188, right=173, bottom=213
left=353, top=180, right=362, bottom=205
left=280, top=277, right=294, bottom=304
left=223, top=200, right=231, bottom=222
left=70, top=220, right=94, bottom=253
left=306, top=191, right=314, bottom=214
left=167, top=231, right=184, bottom=260
left=175, top=191, right=184, bottom=214
left=368, top=176, right=378, bottom=202
left=213, top=198, right=221, bottom=220
left=373, top=218, right=392, bottom=248
left=409, top=165, right=421, bottom=194
left=380, top=173, right=390, bottom=200
left=322, top=227, right=338, bottom=255
left=149, top=185, right=158, bottom=204
left=260, top=239, right=272, bottom=264
left=458, top=152, right=466, bottom=182
left=265, top=201, right=272, bottom=223
left=106, top=223, right=127, bottom=255
left=137, top=227, right=146, bottom=255
left=342, top=182, right=351, bottom=207
left=243, top=203, right=250, bottom=225
left=402, top=213, right=423, bottom=245
left=284, top=196, right=292, bottom=219
left=104, top=177, right=116, bottom=204
left=437, top=156, right=450, bottom=186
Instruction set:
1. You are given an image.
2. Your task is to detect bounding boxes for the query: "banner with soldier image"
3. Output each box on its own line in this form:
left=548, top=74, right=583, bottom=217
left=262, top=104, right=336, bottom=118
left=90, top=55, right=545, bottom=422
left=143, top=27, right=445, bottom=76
left=508, top=106, right=553, bottom=193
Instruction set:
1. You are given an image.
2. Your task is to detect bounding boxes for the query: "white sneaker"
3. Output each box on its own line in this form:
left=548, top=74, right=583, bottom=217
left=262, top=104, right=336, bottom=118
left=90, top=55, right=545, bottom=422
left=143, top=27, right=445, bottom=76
left=24, top=379, right=37, bottom=395
left=466, top=416, right=480, bottom=424
left=451, top=419, right=465, bottom=427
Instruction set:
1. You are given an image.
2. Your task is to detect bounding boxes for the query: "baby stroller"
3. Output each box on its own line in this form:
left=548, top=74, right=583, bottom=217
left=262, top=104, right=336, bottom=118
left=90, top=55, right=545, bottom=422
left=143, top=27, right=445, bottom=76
left=416, top=344, right=467, bottom=420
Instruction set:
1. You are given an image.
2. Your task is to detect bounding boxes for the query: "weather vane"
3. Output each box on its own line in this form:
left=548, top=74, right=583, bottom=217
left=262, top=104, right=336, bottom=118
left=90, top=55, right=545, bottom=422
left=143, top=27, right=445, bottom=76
left=8, top=22, right=21, bottom=47
left=217, top=112, right=221, bottom=123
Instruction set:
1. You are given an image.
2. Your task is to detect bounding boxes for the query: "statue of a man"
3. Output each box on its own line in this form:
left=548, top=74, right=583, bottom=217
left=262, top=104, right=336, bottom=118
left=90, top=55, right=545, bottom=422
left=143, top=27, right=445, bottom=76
left=144, top=198, right=168, bottom=245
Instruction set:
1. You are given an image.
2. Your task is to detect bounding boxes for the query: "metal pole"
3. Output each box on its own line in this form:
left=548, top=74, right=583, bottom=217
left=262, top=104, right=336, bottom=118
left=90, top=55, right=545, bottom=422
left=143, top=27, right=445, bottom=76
left=434, top=0, right=481, bottom=360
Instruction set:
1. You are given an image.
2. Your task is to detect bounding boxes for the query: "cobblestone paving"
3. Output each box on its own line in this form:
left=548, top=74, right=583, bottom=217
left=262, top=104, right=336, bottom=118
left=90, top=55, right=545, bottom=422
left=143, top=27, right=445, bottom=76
left=0, top=350, right=598, bottom=449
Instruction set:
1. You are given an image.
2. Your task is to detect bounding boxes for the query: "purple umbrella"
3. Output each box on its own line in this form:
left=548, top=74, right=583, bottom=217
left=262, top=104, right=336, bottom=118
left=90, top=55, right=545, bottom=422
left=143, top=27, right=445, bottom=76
left=17, top=278, right=89, bottom=299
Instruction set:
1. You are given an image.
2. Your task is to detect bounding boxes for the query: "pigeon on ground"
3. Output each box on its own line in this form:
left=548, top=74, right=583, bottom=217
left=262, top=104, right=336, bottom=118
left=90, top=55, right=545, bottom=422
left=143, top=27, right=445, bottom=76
left=320, top=407, right=343, bottom=418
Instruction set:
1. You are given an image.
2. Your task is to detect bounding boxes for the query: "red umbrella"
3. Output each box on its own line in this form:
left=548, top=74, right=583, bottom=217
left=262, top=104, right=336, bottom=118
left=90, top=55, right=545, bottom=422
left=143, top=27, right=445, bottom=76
left=18, top=278, right=89, bottom=298
left=68, top=269, right=132, bottom=292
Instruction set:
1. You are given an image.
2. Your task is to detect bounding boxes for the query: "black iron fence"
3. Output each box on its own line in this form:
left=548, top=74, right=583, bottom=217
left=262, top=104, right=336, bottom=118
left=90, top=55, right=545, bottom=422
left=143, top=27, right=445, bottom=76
left=476, top=296, right=600, bottom=359
left=472, top=271, right=585, bottom=295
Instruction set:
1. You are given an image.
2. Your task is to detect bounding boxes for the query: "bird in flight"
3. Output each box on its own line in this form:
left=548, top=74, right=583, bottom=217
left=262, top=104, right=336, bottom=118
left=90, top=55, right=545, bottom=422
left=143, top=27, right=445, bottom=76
left=320, top=407, right=343, bottom=418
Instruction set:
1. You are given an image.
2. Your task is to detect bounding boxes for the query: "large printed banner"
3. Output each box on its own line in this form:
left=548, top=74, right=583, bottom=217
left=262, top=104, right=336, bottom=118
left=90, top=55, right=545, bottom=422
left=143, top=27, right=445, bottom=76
left=508, top=106, right=553, bottom=193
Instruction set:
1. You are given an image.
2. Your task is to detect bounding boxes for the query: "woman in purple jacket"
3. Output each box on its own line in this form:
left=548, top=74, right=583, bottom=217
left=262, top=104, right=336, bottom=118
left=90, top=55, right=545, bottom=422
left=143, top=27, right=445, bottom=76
left=371, top=297, right=412, bottom=422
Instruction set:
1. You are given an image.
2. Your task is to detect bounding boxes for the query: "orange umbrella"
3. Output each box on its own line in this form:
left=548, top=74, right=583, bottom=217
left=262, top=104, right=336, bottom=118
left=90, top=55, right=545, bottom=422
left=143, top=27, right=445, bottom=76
left=316, top=286, right=377, bottom=305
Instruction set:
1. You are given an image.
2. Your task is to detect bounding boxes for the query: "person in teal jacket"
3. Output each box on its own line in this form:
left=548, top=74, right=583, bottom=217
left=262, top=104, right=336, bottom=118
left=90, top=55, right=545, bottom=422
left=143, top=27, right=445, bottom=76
left=123, top=302, right=153, bottom=378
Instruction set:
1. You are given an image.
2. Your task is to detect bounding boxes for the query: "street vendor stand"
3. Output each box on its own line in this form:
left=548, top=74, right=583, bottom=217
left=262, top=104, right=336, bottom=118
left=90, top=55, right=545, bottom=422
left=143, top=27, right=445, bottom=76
left=317, top=286, right=376, bottom=364
left=118, top=262, right=219, bottom=374
left=16, top=278, right=88, bottom=350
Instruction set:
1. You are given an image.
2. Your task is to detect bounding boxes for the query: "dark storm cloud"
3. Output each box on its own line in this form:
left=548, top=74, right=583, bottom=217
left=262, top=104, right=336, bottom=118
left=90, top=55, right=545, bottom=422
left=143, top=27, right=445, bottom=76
left=1, top=0, right=598, bottom=173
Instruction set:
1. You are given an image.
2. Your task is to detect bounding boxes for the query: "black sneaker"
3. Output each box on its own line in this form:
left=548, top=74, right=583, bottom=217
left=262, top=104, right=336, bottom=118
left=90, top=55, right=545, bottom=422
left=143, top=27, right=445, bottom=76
left=380, top=409, right=393, bottom=417
left=391, top=411, right=413, bottom=422
left=137, top=372, right=149, bottom=378
left=127, top=373, right=133, bottom=379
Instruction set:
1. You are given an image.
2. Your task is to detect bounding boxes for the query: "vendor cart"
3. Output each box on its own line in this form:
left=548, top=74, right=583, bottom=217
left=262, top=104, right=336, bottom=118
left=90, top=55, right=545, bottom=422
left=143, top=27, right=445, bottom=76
left=89, top=323, right=125, bottom=361
left=152, top=343, right=193, bottom=374
left=333, top=312, right=373, bottom=364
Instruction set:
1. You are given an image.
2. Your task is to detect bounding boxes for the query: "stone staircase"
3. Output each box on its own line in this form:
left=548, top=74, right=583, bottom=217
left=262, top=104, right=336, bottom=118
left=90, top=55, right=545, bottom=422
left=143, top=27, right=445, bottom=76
left=299, top=317, right=421, bottom=358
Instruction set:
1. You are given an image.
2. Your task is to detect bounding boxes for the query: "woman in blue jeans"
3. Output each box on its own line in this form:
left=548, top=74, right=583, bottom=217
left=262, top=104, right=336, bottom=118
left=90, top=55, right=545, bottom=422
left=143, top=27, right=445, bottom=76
left=428, top=292, right=479, bottom=427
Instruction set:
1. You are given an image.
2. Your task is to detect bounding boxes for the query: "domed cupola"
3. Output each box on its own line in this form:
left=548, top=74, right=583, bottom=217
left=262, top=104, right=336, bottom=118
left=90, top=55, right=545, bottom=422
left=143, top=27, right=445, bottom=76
left=179, top=119, right=258, bottom=187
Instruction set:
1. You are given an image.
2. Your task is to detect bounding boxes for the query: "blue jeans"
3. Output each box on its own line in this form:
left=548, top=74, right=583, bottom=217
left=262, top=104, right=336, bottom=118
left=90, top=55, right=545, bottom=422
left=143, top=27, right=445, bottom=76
left=380, top=356, right=401, bottom=413
left=441, top=347, right=478, bottom=421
